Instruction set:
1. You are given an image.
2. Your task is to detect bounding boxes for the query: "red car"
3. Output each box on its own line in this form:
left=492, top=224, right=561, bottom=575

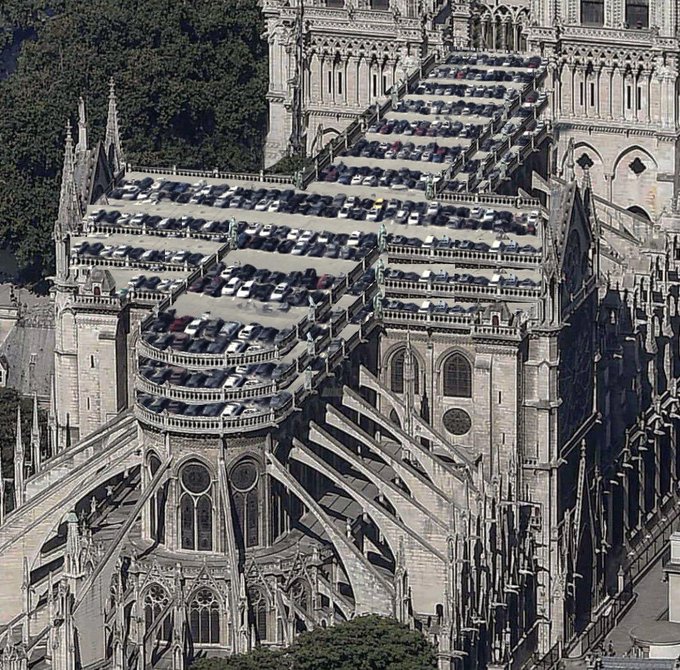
left=169, top=315, right=192, bottom=332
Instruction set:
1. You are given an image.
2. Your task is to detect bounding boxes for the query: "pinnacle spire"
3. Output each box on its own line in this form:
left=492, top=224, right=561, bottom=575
left=14, top=405, right=24, bottom=508
left=55, top=120, right=82, bottom=282
left=31, top=393, right=40, bottom=473
left=105, top=77, right=124, bottom=175
left=48, top=374, right=57, bottom=454
left=56, top=120, right=82, bottom=233
left=76, top=96, right=88, bottom=156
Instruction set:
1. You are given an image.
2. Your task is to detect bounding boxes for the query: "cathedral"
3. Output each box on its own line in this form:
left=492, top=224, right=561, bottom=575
left=2, top=0, right=680, bottom=668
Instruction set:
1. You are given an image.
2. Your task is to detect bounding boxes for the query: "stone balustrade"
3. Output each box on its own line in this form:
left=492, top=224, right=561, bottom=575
left=382, top=307, right=525, bottom=339
left=384, top=276, right=540, bottom=301
left=137, top=333, right=296, bottom=369
left=126, top=165, right=296, bottom=185
left=134, top=400, right=290, bottom=435
left=387, top=242, right=542, bottom=268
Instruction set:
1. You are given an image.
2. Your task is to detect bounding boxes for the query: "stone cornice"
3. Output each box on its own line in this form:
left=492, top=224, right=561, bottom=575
left=554, top=119, right=678, bottom=139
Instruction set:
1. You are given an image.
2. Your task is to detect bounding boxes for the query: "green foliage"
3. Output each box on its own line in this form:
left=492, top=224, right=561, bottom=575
left=190, top=616, right=437, bottom=670
left=268, top=153, right=306, bottom=175
left=0, top=0, right=268, bottom=282
left=191, top=647, right=284, bottom=670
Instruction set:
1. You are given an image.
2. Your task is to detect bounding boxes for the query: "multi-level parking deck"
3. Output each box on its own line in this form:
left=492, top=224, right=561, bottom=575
left=73, top=50, right=556, bottom=434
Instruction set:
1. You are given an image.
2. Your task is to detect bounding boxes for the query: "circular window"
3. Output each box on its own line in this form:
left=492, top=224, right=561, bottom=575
left=443, top=408, right=472, bottom=436
left=181, top=463, right=211, bottom=494
left=231, top=461, right=258, bottom=492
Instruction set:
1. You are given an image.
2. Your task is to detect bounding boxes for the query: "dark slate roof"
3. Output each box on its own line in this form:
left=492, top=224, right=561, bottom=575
left=0, top=323, right=54, bottom=398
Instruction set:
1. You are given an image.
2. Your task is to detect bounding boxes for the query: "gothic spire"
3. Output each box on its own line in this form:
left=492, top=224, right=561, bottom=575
left=76, top=96, right=88, bottom=157
left=14, top=406, right=24, bottom=508
left=31, top=393, right=41, bottom=474
left=105, top=78, right=124, bottom=175
left=48, top=375, right=57, bottom=455
left=55, top=121, right=82, bottom=282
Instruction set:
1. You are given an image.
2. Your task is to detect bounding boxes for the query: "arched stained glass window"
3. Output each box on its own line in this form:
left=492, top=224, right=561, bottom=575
left=390, top=349, right=420, bottom=395
left=148, top=454, right=163, bottom=542
left=144, top=584, right=171, bottom=641
left=179, top=462, right=213, bottom=551
left=289, top=580, right=311, bottom=613
left=189, top=588, right=220, bottom=644
left=231, top=461, right=260, bottom=549
left=443, top=353, right=472, bottom=398
left=248, top=588, right=268, bottom=642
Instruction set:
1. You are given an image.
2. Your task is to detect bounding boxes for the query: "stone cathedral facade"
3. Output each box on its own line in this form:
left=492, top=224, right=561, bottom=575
left=4, top=2, right=680, bottom=670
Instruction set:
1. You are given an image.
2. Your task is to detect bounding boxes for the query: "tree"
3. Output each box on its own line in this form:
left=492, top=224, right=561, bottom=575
left=190, top=616, right=438, bottom=670
left=191, top=647, right=284, bottom=670
left=0, top=0, right=268, bottom=282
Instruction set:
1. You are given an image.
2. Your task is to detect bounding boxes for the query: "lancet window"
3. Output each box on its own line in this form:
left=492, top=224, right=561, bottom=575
left=188, top=588, right=220, bottom=644
left=179, top=462, right=213, bottom=551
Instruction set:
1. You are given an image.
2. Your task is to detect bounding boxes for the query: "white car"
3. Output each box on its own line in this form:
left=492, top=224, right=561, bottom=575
left=223, top=402, right=244, bottom=417
left=255, top=198, right=271, bottom=211
left=185, top=318, right=203, bottom=336
left=222, top=277, right=242, bottom=296
left=238, top=324, right=261, bottom=340
left=527, top=210, right=541, bottom=226
left=299, top=230, right=315, bottom=243
left=268, top=199, right=281, bottom=212
left=225, top=375, right=245, bottom=388
left=171, top=250, right=189, bottom=264
left=271, top=283, right=290, bottom=301
left=259, top=224, right=274, bottom=238
left=408, top=212, right=421, bottom=225
left=287, top=228, right=301, bottom=241
left=245, top=222, right=261, bottom=236
left=351, top=174, right=363, bottom=186
left=481, top=209, right=496, bottom=224
left=236, top=280, right=255, bottom=298
left=347, top=231, right=362, bottom=247
left=426, top=201, right=440, bottom=216
left=291, top=240, right=308, bottom=255
left=226, top=340, right=248, bottom=354
left=338, top=206, right=350, bottom=219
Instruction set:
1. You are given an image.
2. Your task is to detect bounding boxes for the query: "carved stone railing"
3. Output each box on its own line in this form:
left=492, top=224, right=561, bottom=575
left=137, top=332, right=296, bottom=368
left=135, top=374, right=283, bottom=403
left=126, top=165, right=295, bottom=185
left=387, top=242, right=542, bottom=268
left=87, top=220, right=230, bottom=242
left=134, top=397, right=292, bottom=434
left=73, top=254, right=195, bottom=274
left=383, top=307, right=525, bottom=340
left=384, top=277, right=540, bottom=301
